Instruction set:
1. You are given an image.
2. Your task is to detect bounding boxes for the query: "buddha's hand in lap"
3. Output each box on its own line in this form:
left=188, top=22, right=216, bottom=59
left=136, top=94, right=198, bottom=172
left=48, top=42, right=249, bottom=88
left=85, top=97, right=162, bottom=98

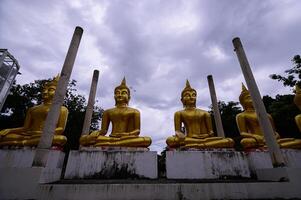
left=120, top=135, right=138, bottom=139
left=252, top=134, right=264, bottom=143
left=90, top=131, right=101, bottom=137
left=191, top=134, right=210, bottom=139
left=0, top=129, right=10, bottom=137
left=114, top=133, right=137, bottom=138
left=27, top=131, right=42, bottom=135
left=175, top=131, right=185, bottom=140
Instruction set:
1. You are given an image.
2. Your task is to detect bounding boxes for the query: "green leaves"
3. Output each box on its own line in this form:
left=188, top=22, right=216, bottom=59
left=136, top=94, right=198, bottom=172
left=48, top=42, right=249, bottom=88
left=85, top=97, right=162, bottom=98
left=270, top=54, right=301, bottom=89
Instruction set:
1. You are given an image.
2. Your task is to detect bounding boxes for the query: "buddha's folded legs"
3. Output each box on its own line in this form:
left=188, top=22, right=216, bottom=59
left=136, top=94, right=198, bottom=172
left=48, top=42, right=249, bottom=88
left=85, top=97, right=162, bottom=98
left=80, top=135, right=97, bottom=146
left=53, top=135, right=67, bottom=146
left=0, top=140, right=23, bottom=146
left=185, top=137, right=234, bottom=148
left=22, top=135, right=67, bottom=147
left=166, top=136, right=183, bottom=148
left=0, top=133, right=28, bottom=146
left=166, top=136, right=234, bottom=149
left=278, top=139, right=301, bottom=149
left=240, top=138, right=264, bottom=149
left=95, top=136, right=151, bottom=147
left=277, top=138, right=295, bottom=143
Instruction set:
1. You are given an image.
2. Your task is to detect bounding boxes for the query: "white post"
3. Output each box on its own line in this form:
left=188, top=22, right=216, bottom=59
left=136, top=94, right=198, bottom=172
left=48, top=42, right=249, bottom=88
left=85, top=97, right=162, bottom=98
left=32, top=26, right=83, bottom=167
left=232, top=37, right=285, bottom=167
left=81, top=70, right=99, bottom=136
left=207, top=75, right=225, bottom=138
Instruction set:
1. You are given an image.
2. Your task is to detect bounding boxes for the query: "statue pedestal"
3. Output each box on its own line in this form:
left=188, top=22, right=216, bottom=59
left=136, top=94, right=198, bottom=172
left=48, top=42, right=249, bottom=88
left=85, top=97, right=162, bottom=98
left=0, top=148, right=65, bottom=183
left=166, top=149, right=251, bottom=179
left=64, top=147, right=158, bottom=179
left=246, top=149, right=301, bottom=176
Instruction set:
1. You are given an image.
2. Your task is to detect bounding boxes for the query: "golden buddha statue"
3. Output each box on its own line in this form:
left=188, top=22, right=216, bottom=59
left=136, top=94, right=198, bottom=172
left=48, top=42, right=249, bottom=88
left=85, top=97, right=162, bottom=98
left=79, top=78, right=152, bottom=148
left=237, top=83, right=301, bottom=149
left=166, top=80, right=234, bottom=149
left=0, top=76, right=68, bottom=148
left=294, top=84, right=301, bottom=132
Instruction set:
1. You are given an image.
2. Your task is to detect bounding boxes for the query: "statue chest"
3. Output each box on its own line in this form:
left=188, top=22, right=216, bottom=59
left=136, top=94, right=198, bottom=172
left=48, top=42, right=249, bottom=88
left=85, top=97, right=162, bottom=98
left=110, top=110, right=133, bottom=122
left=181, top=111, right=205, bottom=124
left=31, top=106, right=50, bottom=121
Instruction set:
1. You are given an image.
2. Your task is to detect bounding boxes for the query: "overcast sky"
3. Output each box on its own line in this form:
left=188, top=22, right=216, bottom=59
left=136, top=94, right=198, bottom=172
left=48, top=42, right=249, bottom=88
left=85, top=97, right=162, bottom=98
left=1, top=0, right=300, bottom=152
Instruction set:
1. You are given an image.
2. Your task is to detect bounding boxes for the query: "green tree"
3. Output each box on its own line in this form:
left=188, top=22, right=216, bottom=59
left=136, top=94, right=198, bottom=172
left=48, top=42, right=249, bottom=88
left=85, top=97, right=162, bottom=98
left=158, top=146, right=167, bottom=178
left=263, top=95, right=300, bottom=139
left=0, top=79, right=104, bottom=151
left=209, top=101, right=242, bottom=149
left=270, top=55, right=301, bottom=88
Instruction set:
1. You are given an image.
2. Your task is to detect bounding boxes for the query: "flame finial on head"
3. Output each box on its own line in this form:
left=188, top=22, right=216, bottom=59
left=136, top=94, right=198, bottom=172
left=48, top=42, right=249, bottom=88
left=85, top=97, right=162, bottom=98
left=239, top=83, right=250, bottom=106
left=45, top=74, right=60, bottom=88
left=185, top=79, right=191, bottom=89
left=121, top=77, right=126, bottom=87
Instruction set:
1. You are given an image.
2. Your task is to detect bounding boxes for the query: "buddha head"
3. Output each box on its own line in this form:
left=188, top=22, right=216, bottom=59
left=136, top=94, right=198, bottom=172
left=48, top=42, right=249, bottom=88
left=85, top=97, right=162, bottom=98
left=294, top=84, right=301, bottom=110
left=239, top=83, right=253, bottom=110
left=181, top=80, right=197, bottom=108
left=42, top=75, right=59, bottom=103
left=114, top=77, right=131, bottom=106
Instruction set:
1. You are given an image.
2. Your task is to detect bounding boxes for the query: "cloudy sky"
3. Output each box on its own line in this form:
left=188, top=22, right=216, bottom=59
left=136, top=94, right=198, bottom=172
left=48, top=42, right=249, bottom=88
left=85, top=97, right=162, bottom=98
left=1, top=0, right=300, bottom=152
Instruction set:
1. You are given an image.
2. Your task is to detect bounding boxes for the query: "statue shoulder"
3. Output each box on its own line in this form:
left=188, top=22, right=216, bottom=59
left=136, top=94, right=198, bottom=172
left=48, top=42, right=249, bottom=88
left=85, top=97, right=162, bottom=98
left=236, top=112, right=246, bottom=119
left=196, top=108, right=210, bottom=115
left=128, top=107, right=140, bottom=114
left=61, top=106, right=68, bottom=111
left=175, top=110, right=183, bottom=116
left=28, top=104, right=41, bottom=112
left=104, top=108, right=114, bottom=114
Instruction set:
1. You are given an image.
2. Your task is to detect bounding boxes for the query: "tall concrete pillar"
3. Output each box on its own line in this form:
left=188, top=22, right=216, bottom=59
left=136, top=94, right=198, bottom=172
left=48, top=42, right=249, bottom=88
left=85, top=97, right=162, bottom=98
left=207, top=75, right=225, bottom=138
left=232, top=37, right=285, bottom=167
left=32, top=26, right=83, bottom=167
left=81, top=70, right=99, bottom=136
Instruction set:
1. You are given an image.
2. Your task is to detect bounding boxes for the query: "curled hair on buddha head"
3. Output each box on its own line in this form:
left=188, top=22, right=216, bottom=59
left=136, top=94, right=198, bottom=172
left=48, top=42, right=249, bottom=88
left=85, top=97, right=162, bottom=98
left=239, top=83, right=250, bottom=109
left=114, top=77, right=131, bottom=97
left=44, top=74, right=60, bottom=89
left=181, top=80, right=197, bottom=106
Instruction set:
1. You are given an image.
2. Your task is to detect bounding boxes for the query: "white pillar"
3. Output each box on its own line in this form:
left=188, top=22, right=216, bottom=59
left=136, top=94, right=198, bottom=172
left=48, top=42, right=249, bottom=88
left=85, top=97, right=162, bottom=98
left=232, top=37, right=285, bottom=167
left=207, top=75, right=225, bottom=138
left=81, top=70, right=99, bottom=136
left=32, top=26, right=83, bottom=167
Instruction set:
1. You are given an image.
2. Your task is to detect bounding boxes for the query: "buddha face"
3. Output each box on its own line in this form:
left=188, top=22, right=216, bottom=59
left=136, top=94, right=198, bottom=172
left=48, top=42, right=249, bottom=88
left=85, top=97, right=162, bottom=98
left=241, top=93, right=254, bottom=109
left=114, top=88, right=130, bottom=105
left=42, top=85, right=56, bottom=102
left=181, top=89, right=197, bottom=107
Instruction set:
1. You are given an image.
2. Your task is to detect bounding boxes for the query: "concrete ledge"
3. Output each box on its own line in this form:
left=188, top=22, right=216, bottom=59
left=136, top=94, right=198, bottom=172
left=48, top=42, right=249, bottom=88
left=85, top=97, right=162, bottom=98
left=256, top=168, right=288, bottom=181
left=166, top=149, right=251, bottom=179
left=0, top=167, right=42, bottom=199
left=0, top=149, right=65, bottom=168
left=64, top=150, right=158, bottom=179
left=246, top=149, right=301, bottom=176
left=0, top=149, right=65, bottom=184
left=37, top=180, right=301, bottom=200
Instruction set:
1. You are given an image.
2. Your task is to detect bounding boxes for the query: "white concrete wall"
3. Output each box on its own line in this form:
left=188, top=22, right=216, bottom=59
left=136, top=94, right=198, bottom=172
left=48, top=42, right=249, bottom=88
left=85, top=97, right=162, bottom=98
left=64, top=150, right=158, bottom=179
left=166, top=150, right=251, bottom=179
left=0, top=149, right=65, bottom=184
left=0, top=149, right=65, bottom=168
left=246, top=149, right=301, bottom=176
left=2, top=169, right=301, bottom=199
